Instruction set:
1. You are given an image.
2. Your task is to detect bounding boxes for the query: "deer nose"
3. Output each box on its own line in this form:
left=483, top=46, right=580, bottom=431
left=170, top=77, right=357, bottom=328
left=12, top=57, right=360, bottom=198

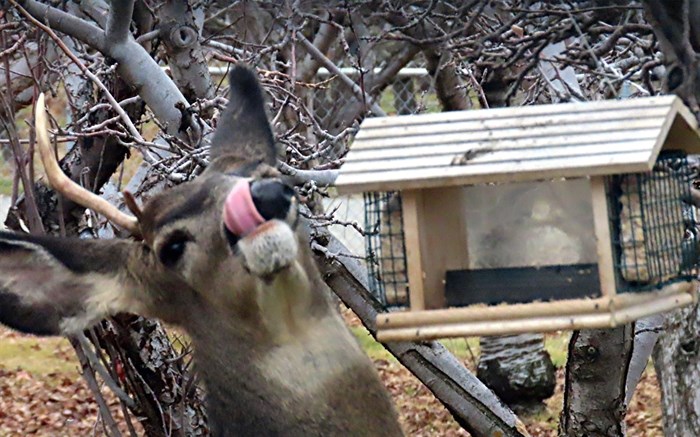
left=249, top=179, right=295, bottom=221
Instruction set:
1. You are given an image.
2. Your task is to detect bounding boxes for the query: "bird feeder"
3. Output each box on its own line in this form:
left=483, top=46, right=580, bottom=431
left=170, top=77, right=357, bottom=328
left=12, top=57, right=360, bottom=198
left=336, top=96, right=700, bottom=341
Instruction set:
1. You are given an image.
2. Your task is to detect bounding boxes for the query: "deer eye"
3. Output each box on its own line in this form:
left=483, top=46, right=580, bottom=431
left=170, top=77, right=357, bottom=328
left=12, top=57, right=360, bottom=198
left=159, top=231, right=192, bottom=267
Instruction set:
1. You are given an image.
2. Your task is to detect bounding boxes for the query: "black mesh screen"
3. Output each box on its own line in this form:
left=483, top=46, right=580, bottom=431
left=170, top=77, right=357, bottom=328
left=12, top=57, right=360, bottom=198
left=363, top=192, right=409, bottom=308
left=607, top=151, right=699, bottom=292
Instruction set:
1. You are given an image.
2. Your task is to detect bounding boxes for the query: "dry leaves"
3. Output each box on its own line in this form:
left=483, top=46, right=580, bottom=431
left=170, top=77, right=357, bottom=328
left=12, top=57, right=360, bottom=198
left=0, top=322, right=662, bottom=436
left=0, top=328, right=138, bottom=436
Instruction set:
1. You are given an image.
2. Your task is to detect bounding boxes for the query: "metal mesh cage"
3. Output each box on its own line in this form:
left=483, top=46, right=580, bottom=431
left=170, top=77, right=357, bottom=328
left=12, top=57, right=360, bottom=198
left=363, top=192, right=409, bottom=307
left=607, top=151, right=699, bottom=292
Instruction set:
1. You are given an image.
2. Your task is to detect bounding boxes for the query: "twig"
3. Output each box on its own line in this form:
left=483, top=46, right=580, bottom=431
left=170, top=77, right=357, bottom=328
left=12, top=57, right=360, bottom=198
left=11, top=1, right=144, bottom=142
left=311, top=240, right=366, bottom=260
left=70, top=339, right=123, bottom=437
left=278, top=161, right=339, bottom=186
left=76, top=332, right=137, bottom=409
left=297, top=33, right=386, bottom=116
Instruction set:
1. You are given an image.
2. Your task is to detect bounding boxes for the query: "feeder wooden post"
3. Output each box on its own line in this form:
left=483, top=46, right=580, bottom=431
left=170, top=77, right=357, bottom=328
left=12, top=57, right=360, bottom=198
left=402, top=187, right=469, bottom=310
left=401, top=189, right=426, bottom=310
left=590, top=176, right=617, bottom=297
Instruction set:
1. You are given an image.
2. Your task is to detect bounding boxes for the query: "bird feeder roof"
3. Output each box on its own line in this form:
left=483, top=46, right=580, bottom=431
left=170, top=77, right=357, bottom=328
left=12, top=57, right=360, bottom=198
left=336, top=96, right=700, bottom=194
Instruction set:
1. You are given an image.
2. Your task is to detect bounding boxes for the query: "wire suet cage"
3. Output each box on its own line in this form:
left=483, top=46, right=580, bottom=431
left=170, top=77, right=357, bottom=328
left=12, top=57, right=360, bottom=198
left=363, top=192, right=409, bottom=308
left=607, top=151, right=699, bottom=292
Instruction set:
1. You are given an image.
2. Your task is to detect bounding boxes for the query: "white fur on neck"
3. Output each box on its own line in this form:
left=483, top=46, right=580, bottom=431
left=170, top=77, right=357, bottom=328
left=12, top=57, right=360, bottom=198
left=257, top=314, right=365, bottom=399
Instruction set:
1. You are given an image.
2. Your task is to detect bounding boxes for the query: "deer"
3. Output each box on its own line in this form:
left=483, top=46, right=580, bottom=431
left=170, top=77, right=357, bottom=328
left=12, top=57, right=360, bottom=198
left=0, top=66, right=404, bottom=436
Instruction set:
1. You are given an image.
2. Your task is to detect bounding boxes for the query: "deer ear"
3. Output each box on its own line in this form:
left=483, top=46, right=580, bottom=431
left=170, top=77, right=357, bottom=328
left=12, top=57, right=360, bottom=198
left=0, top=231, right=142, bottom=336
left=210, top=65, right=277, bottom=165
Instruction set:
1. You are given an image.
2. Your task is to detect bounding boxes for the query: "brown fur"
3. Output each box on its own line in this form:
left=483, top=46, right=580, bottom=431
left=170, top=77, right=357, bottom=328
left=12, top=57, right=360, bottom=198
left=0, top=66, right=403, bottom=436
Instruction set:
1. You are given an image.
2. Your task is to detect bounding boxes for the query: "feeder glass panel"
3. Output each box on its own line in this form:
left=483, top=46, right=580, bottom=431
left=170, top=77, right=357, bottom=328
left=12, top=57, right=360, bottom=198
left=463, top=179, right=596, bottom=269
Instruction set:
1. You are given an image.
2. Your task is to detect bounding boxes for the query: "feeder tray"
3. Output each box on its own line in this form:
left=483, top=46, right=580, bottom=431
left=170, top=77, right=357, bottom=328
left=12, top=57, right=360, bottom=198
left=338, top=96, right=700, bottom=340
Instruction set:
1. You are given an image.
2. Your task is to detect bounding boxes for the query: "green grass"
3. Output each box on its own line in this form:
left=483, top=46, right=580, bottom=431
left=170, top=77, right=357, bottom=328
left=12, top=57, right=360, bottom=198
left=544, top=333, right=571, bottom=368
left=0, top=325, right=571, bottom=383
left=352, top=325, right=570, bottom=369
left=0, top=336, right=77, bottom=376
left=0, top=178, right=13, bottom=195
left=440, top=336, right=481, bottom=361
left=352, top=326, right=395, bottom=361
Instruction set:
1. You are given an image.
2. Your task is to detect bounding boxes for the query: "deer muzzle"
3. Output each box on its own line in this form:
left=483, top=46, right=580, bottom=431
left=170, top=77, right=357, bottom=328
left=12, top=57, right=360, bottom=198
left=223, top=179, right=299, bottom=277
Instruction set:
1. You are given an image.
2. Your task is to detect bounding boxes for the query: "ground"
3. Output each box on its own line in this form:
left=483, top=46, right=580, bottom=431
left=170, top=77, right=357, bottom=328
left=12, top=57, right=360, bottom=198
left=0, top=313, right=662, bottom=436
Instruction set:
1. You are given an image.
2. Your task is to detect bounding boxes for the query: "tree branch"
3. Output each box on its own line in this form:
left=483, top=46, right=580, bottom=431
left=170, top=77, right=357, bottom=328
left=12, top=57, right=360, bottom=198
left=297, top=17, right=341, bottom=83
left=12, top=2, right=148, bottom=147
left=15, top=0, right=190, bottom=136
left=279, top=161, right=339, bottom=186
left=367, top=44, right=421, bottom=93
left=0, top=41, right=60, bottom=112
left=328, top=41, right=420, bottom=132
left=15, top=0, right=107, bottom=51
left=297, top=33, right=386, bottom=116
left=560, top=326, right=633, bottom=435
left=105, top=0, right=135, bottom=45
left=70, top=338, right=123, bottom=437
left=75, top=332, right=136, bottom=409
left=383, top=5, right=471, bottom=111
left=157, top=0, right=214, bottom=102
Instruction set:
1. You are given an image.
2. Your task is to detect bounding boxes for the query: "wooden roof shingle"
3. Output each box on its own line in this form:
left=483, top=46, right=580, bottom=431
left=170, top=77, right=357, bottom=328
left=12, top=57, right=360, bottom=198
left=336, top=95, right=700, bottom=193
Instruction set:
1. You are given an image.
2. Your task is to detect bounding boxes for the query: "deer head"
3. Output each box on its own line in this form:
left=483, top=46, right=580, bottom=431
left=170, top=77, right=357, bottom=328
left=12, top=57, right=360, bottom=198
left=0, top=67, right=402, bottom=436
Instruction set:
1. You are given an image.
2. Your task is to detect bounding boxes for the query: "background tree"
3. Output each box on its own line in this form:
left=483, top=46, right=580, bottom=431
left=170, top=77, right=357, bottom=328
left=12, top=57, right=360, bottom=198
left=0, top=1, right=696, bottom=436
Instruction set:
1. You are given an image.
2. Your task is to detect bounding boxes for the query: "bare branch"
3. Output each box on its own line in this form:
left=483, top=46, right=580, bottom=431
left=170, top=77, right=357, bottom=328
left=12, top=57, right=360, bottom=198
left=297, top=33, right=386, bottom=116
left=71, top=340, right=123, bottom=437
left=14, top=0, right=107, bottom=51
left=367, top=44, right=421, bottom=93
left=279, top=161, right=339, bottom=186
left=12, top=1, right=143, bottom=141
left=0, top=40, right=60, bottom=113
left=75, top=332, right=136, bottom=409
left=15, top=0, right=190, bottom=136
left=106, top=0, right=135, bottom=45
left=157, top=0, right=214, bottom=102
left=297, top=17, right=342, bottom=83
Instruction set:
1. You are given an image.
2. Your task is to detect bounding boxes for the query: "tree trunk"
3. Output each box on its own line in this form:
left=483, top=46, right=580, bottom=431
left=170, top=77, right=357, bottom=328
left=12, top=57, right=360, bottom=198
left=478, top=334, right=555, bottom=405
left=100, top=316, right=209, bottom=436
left=157, top=0, right=214, bottom=103
left=560, top=326, right=634, bottom=436
left=653, top=303, right=700, bottom=436
left=1, top=5, right=210, bottom=434
left=625, top=315, right=664, bottom=405
left=312, top=227, right=530, bottom=437
left=640, top=3, right=700, bottom=435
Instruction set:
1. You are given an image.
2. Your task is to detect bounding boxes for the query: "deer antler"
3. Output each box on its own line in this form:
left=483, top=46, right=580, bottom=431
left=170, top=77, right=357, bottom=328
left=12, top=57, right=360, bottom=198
left=35, top=93, right=140, bottom=236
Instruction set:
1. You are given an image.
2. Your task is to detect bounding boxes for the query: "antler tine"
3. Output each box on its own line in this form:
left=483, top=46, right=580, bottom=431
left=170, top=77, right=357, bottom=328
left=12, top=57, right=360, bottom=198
left=35, top=93, right=141, bottom=236
left=122, top=190, right=143, bottom=220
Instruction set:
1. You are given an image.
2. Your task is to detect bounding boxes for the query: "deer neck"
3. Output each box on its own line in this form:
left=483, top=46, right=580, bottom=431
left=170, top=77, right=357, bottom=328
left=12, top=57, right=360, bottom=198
left=182, top=268, right=401, bottom=435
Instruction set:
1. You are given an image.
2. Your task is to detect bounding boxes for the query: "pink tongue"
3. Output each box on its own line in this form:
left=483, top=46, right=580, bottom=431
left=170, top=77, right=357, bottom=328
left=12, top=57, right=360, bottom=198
left=223, top=180, right=266, bottom=236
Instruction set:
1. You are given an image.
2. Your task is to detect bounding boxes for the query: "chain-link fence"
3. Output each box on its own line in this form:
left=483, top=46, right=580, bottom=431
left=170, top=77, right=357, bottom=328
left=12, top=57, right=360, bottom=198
left=312, top=68, right=435, bottom=127
left=315, top=69, right=434, bottom=306
left=317, top=68, right=435, bottom=307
